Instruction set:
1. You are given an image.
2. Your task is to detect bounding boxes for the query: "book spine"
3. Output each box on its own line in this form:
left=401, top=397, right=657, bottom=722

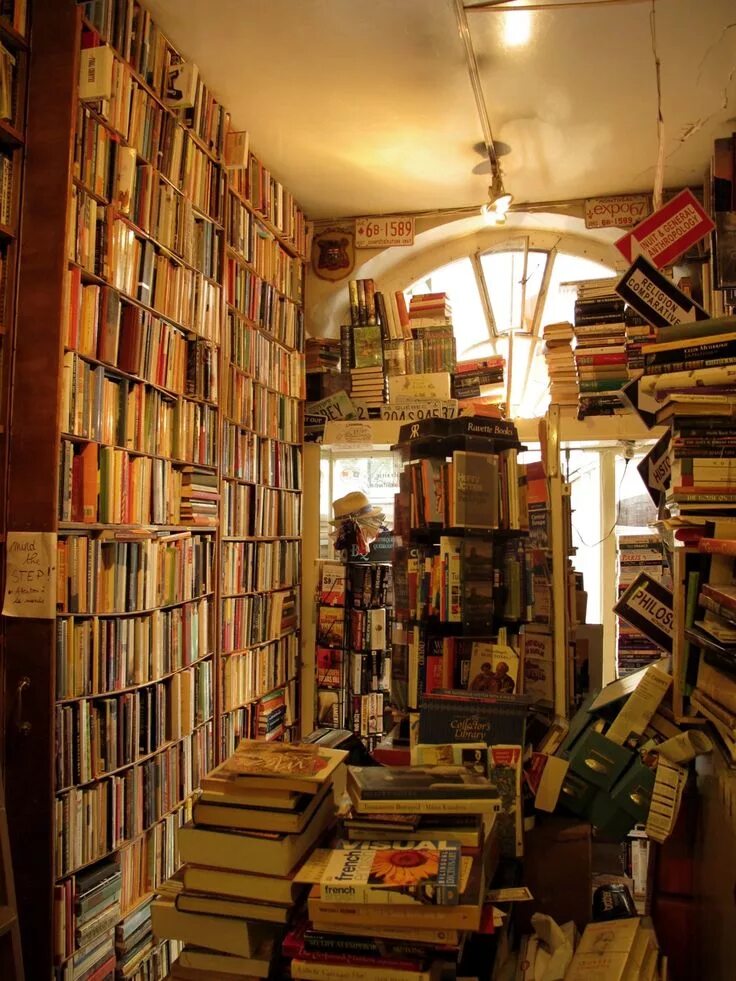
left=291, top=959, right=430, bottom=981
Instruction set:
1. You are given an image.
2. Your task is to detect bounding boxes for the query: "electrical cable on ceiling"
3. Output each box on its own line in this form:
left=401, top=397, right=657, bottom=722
left=466, top=0, right=653, bottom=11
left=649, top=0, right=665, bottom=210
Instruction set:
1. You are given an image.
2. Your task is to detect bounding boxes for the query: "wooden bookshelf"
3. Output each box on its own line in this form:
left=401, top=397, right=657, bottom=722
left=3, top=1, right=307, bottom=978
left=0, top=0, right=28, bottom=771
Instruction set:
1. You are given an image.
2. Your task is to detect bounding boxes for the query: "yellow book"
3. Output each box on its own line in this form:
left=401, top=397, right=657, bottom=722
left=150, top=898, right=273, bottom=958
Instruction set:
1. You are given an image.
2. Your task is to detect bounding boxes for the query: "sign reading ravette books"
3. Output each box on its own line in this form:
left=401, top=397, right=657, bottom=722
left=615, top=255, right=709, bottom=329
left=614, top=572, right=673, bottom=653
left=615, top=188, right=714, bottom=268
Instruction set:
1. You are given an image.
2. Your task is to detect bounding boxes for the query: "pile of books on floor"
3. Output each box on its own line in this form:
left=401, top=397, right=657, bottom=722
left=541, top=320, right=578, bottom=407
left=616, top=534, right=669, bottom=677
left=572, top=278, right=628, bottom=418
left=284, top=763, right=502, bottom=980
left=151, top=740, right=347, bottom=979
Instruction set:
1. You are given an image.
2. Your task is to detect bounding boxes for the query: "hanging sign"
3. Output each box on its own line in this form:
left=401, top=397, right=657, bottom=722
left=584, top=194, right=651, bottom=229
left=637, top=431, right=671, bottom=506
left=615, top=255, right=709, bottom=329
left=614, top=571, right=673, bottom=653
left=618, top=377, right=660, bottom=429
left=355, top=216, right=415, bottom=249
left=615, top=188, right=714, bottom=268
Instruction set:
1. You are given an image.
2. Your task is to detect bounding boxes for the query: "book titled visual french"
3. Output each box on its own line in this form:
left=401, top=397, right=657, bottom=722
left=320, top=842, right=462, bottom=906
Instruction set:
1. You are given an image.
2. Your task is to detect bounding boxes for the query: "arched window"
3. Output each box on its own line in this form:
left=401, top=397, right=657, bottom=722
left=403, top=238, right=615, bottom=418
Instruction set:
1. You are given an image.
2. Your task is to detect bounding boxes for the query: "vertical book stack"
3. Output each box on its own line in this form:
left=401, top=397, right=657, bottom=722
left=152, top=740, right=347, bottom=979
left=541, top=321, right=578, bottom=407
left=572, top=278, right=628, bottom=418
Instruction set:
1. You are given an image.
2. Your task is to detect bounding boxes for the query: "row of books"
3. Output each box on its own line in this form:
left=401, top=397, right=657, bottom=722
left=396, top=538, right=533, bottom=627
left=221, top=481, right=300, bottom=539
left=61, top=356, right=218, bottom=458
left=55, top=659, right=213, bottom=789
left=398, top=448, right=529, bottom=533
left=219, top=688, right=296, bottom=757
left=256, top=685, right=291, bottom=740
left=56, top=533, right=214, bottom=615
left=56, top=595, right=213, bottom=700
left=55, top=719, right=214, bottom=879
left=221, top=537, right=300, bottom=595
left=230, top=151, right=308, bottom=255
left=227, top=309, right=305, bottom=399
left=226, top=193, right=304, bottom=301
left=221, top=587, right=300, bottom=653
left=226, top=256, right=304, bottom=350
left=224, top=366, right=302, bottom=435
left=220, top=429, right=301, bottom=487
left=220, top=634, right=299, bottom=711
left=67, top=279, right=219, bottom=409
left=58, top=444, right=217, bottom=527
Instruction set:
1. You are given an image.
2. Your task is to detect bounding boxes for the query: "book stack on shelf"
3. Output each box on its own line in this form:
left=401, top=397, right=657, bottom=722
left=404, top=291, right=457, bottom=376
left=283, top=763, right=502, bottom=980
left=151, top=741, right=347, bottom=980
left=345, top=558, right=393, bottom=747
left=452, top=355, right=507, bottom=413
left=616, top=534, right=669, bottom=677
left=541, top=321, right=578, bottom=407
left=316, top=560, right=347, bottom=728
left=391, top=416, right=533, bottom=713
left=1, top=3, right=309, bottom=979
left=305, top=336, right=343, bottom=402
left=624, top=308, right=655, bottom=377
left=571, top=278, right=628, bottom=418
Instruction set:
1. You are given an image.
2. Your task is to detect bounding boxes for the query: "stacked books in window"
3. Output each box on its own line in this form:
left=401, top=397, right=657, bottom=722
left=572, top=279, right=628, bottom=418
left=616, top=534, right=669, bottom=677
left=283, top=762, right=502, bottom=980
left=624, top=308, right=655, bottom=376
left=452, top=355, right=506, bottom=413
left=152, top=740, right=347, bottom=980
left=541, top=321, right=578, bottom=407
left=405, top=291, right=456, bottom=376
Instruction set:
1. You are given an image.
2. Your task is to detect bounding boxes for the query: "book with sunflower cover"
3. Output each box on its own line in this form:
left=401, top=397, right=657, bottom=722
left=320, top=842, right=462, bottom=906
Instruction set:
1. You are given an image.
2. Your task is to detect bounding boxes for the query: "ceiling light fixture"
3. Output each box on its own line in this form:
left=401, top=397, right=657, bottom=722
left=453, top=0, right=515, bottom=223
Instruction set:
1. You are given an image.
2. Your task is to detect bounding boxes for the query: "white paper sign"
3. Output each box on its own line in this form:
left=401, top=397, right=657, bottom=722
left=3, top=531, right=57, bottom=619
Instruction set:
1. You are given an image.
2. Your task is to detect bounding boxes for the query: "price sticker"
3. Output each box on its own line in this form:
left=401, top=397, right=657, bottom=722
left=355, top=216, right=415, bottom=249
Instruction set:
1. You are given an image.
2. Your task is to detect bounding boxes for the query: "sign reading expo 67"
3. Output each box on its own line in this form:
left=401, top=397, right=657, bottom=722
left=355, top=216, right=415, bottom=249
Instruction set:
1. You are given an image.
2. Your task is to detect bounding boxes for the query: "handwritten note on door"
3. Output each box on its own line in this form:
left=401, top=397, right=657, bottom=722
left=3, top=532, right=57, bottom=619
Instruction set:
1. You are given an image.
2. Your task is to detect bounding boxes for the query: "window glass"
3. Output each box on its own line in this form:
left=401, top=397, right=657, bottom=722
left=480, top=248, right=548, bottom=333
left=541, top=252, right=615, bottom=327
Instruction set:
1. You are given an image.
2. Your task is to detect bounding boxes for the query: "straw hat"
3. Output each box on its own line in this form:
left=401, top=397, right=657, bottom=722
left=330, top=491, right=382, bottom=523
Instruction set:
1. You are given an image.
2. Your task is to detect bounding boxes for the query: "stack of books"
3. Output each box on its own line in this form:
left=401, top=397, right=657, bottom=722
left=306, top=337, right=341, bottom=373
left=408, top=292, right=452, bottom=328
left=624, top=308, right=655, bottom=376
left=283, top=763, right=502, bottom=980
left=151, top=740, right=347, bottom=980
left=572, top=278, right=628, bottom=418
left=179, top=466, right=219, bottom=525
left=541, top=321, right=578, bottom=406
left=452, top=356, right=506, bottom=409
left=616, top=534, right=669, bottom=676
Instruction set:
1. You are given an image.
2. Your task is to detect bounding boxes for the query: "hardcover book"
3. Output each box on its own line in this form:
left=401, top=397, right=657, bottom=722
left=348, top=765, right=498, bottom=803
left=418, top=691, right=529, bottom=747
left=450, top=451, right=499, bottom=529
left=202, top=740, right=347, bottom=795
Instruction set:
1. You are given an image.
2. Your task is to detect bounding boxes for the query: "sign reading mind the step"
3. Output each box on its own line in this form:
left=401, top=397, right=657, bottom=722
left=615, top=188, right=714, bottom=268
left=2, top=531, right=57, bottom=619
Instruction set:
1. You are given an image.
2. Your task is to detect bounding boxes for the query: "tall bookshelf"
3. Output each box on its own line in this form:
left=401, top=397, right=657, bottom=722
left=0, top=0, right=28, bottom=767
left=2, top=2, right=307, bottom=977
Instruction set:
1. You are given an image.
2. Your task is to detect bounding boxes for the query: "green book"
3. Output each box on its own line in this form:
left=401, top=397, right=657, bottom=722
left=352, top=325, right=383, bottom=368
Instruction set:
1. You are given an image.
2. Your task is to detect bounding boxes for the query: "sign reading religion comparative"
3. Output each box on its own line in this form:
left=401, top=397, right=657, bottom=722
left=615, top=255, right=709, bottom=329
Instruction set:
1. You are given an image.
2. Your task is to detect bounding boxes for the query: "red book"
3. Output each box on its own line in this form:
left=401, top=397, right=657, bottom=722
left=697, top=537, right=736, bottom=555
left=574, top=353, right=627, bottom=365
left=394, top=291, right=410, bottom=328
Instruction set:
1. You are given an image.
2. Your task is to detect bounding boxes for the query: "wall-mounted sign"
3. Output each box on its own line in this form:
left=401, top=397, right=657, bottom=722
left=311, top=226, right=355, bottom=281
left=584, top=194, right=651, bottom=229
left=615, top=188, right=714, bottom=269
left=355, top=216, right=415, bottom=249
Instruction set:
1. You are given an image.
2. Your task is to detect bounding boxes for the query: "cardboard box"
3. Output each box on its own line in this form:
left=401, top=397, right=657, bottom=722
left=568, top=729, right=634, bottom=790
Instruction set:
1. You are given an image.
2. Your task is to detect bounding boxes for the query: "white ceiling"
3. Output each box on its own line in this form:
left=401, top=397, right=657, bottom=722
left=145, top=0, right=736, bottom=220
